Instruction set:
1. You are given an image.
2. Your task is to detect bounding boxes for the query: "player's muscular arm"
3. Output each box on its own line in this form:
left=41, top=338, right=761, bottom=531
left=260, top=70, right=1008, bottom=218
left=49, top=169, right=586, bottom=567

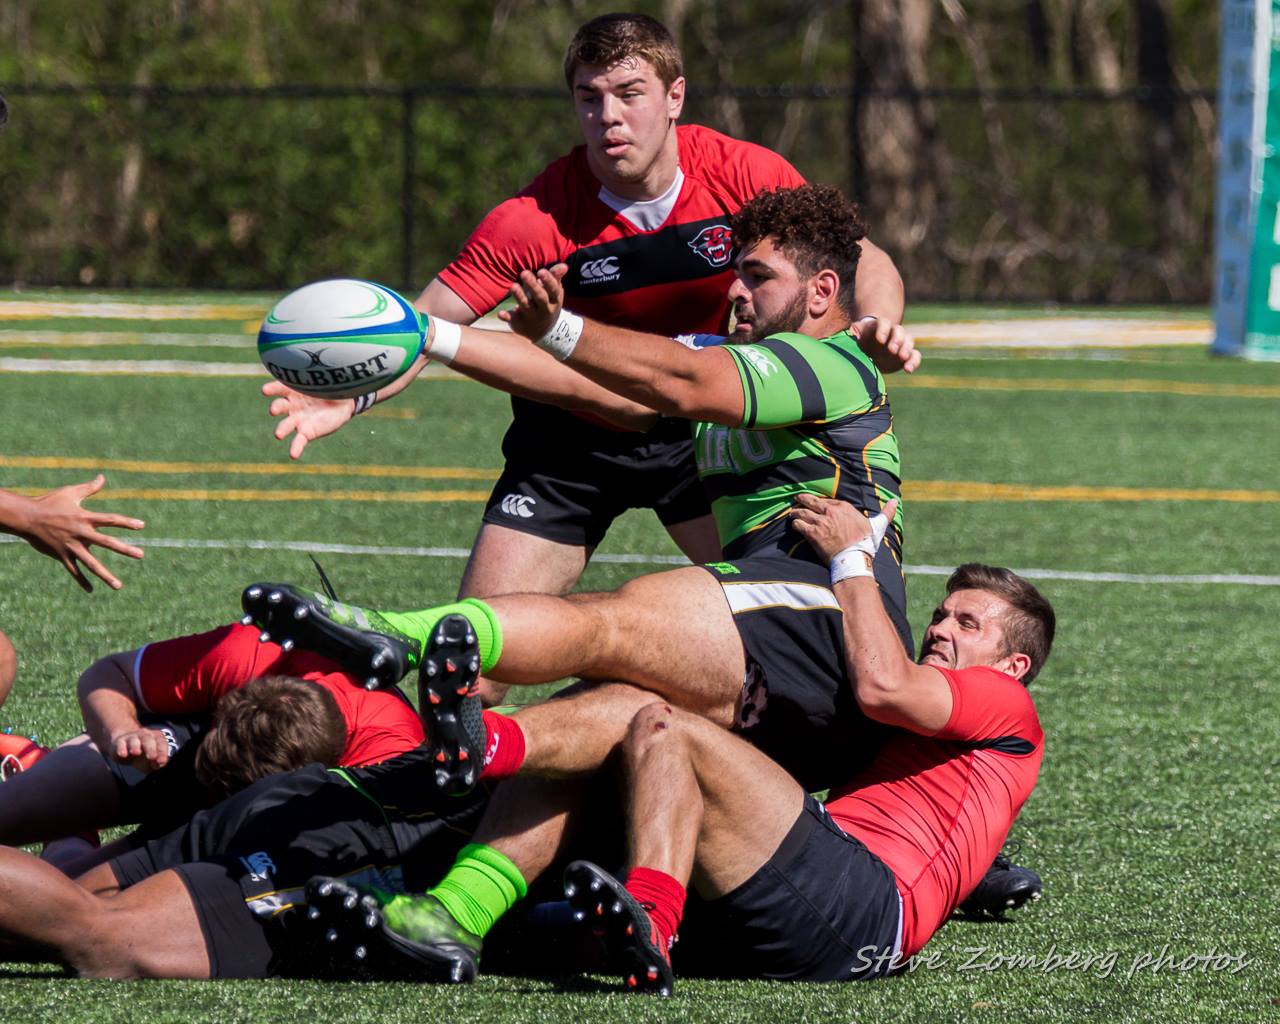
left=426, top=318, right=659, bottom=432
left=790, top=495, right=952, bottom=733
left=77, top=651, right=171, bottom=771
left=503, top=265, right=746, bottom=425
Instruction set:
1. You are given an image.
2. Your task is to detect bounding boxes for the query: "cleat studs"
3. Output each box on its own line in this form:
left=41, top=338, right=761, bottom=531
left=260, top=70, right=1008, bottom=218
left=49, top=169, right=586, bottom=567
left=258, top=630, right=272, bottom=643
left=241, top=614, right=254, bottom=626
left=428, top=691, right=441, bottom=705
left=294, top=605, right=309, bottom=620
left=627, top=975, right=638, bottom=988
left=319, top=881, right=334, bottom=897
left=267, top=590, right=282, bottom=604
left=647, top=966, right=659, bottom=980
left=457, top=749, right=469, bottom=761
left=625, top=924, right=633, bottom=936
left=425, top=661, right=438, bottom=677
left=455, top=685, right=469, bottom=696
left=246, top=585, right=263, bottom=599
left=595, top=904, right=605, bottom=917
left=354, top=946, right=367, bottom=960
left=308, top=907, right=321, bottom=920
left=371, top=651, right=387, bottom=669
left=281, top=639, right=295, bottom=653
left=343, top=893, right=358, bottom=910
left=1006, top=898, right=1016, bottom=907
left=325, top=928, right=338, bottom=943
left=435, top=750, right=447, bottom=763
left=468, top=657, right=479, bottom=673
left=365, top=913, right=378, bottom=928
left=572, top=910, right=585, bottom=922
left=445, top=659, right=456, bottom=674
left=366, top=679, right=378, bottom=690
left=590, top=879, right=602, bottom=892
left=465, top=632, right=476, bottom=645
left=564, top=883, right=577, bottom=898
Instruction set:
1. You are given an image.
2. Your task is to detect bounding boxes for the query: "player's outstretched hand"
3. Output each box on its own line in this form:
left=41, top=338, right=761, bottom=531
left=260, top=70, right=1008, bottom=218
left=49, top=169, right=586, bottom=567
left=110, top=726, right=171, bottom=772
left=6, top=475, right=145, bottom=592
left=263, top=380, right=354, bottom=460
left=790, top=494, right=898, bottom=562
left=501, top=263, right=569, bottom=340
left=854, top=317, right=921, bottom=374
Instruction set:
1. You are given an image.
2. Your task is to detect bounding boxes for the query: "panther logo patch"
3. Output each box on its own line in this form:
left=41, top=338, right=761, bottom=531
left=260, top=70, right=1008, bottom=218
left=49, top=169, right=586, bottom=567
left=688, top=224, right=734, bottom=267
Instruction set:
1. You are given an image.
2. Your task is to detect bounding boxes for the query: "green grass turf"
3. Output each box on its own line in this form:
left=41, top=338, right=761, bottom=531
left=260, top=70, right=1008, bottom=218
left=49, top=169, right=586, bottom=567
left=0, top=302, right=1277, bottom=1021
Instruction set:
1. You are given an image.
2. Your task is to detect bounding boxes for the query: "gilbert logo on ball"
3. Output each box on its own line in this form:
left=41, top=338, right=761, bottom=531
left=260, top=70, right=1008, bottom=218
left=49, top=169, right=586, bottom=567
left=257, top=279, right=426, bottom=399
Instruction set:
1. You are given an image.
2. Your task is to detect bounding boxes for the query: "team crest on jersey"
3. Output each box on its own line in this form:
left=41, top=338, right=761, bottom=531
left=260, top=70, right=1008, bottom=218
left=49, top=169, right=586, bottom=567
left=688, top=224, right=734, bottom=267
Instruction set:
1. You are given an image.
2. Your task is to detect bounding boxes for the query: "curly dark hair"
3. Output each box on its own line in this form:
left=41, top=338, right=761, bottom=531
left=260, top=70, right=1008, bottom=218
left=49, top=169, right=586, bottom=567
left=194, top=676, right=347, bottom=802
left=729, top=184, right=867, bottom=317
left=946, top=564, right=1056, bottom=685
left=564, top=13, right=683, bottom=89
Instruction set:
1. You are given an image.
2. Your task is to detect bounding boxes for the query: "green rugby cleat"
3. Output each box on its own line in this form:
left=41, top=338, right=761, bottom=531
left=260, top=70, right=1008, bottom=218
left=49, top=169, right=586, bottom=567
left=240, top=583, right=418, bottom=690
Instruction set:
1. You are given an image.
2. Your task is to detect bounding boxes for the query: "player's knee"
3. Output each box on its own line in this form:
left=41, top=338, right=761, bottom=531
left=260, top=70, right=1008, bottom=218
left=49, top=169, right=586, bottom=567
left=623, top=701, right=681, bottom=761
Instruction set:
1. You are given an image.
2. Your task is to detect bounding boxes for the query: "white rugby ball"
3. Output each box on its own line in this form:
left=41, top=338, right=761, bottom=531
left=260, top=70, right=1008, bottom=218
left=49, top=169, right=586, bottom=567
left=257, top=279, right=426, bottom=399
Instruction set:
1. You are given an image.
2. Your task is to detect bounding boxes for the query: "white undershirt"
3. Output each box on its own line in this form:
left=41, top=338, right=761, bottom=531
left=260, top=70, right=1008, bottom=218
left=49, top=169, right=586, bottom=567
left=597, top=167, right=685, bottom=232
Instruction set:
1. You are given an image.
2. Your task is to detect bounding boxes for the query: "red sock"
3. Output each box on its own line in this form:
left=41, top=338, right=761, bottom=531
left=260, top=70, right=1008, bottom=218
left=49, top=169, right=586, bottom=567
left=479, top=711, right=526, bottom=780
left=625, top=866, right=686, bottom=953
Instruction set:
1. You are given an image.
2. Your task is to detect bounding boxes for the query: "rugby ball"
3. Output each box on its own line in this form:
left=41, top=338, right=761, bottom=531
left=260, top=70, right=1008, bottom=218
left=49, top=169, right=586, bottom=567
left=257, top=279, right=426, bottom=399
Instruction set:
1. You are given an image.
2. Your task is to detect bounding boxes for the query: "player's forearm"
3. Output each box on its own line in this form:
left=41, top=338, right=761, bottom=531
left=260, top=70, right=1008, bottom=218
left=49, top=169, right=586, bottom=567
left=439, top=322, right=658, bottom=431
left=568, top=322, right=744, bottom=424
left=76, top=655, right=143, bottom=751
left=832, top=577, right=928, bottom=726
left=0, top=489, right=36, bottom=538
left=853, top=239, right=904, bottom=323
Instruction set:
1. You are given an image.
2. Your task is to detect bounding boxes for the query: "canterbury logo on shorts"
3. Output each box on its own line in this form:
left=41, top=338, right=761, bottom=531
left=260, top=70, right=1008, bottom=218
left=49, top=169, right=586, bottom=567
left=499, top=493, right=536, bottom=518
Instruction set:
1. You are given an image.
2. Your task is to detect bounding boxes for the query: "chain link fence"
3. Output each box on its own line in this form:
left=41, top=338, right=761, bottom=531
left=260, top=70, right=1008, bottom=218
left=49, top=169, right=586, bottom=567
left=0, top=83, right=1215, bottom=303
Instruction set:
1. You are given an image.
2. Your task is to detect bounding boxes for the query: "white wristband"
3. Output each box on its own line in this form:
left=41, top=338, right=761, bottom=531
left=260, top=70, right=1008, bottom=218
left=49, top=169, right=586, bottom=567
left=536, top=309, right=584, bottom=361
left=352, top=391, right=377, bottom=415
left=830, top=547, right=875, bottom=585
left=428, top=318, right=461, bottom=365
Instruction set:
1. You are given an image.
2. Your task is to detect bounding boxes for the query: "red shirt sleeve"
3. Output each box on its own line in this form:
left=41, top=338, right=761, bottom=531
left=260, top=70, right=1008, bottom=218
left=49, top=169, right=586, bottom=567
left=310, top=675, right=425, bottom=766
left=929, top=665, right=1043, bottom=753
left=435, top=185, right=569, bottom=317
left=136, top=623, right=284, bottom=715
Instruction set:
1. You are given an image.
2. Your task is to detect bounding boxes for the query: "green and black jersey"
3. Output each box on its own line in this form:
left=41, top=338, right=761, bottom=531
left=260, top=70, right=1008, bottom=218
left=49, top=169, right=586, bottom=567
left=691, top=329, right=902, bottom=561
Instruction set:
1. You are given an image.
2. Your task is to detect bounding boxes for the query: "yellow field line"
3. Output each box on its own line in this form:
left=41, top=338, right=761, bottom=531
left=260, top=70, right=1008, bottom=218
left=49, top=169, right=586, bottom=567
left=0, top=301, right=265, bottom=320
left=898, top=375, right=1280, bottom=399
left=5, top=477, right=1278, bottom=504
left=0, top=454, right=496, bottom=481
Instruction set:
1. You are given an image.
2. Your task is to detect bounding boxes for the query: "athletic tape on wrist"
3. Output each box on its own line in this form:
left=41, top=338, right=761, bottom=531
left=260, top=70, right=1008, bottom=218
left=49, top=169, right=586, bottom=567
left=830, top=547, right=875, bottom=585
left=352, top=392, right=377, bottom=415
left=536, top=309, right=584, bottom=361
left=429, top=318, right=461, bottom=365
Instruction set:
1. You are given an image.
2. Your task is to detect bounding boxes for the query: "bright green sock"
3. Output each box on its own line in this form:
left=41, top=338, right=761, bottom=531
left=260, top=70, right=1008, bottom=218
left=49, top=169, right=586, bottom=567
left=381, top=598, right=503, bottom=673
left=428, top=843, right=527, bottom=938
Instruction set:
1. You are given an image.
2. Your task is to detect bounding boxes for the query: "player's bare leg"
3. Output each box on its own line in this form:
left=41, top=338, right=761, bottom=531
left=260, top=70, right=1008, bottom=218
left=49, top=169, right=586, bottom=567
left=244, top=564, right=746, bottom=718
left=662, top=513, right=722, bottom=565
left=0, top=736, right=121, bottom=846
left=457, top=523, right=593, bottom=706
left=564, top=702, right=804, bottom=994
left=0, top=847, right=210, bottom=977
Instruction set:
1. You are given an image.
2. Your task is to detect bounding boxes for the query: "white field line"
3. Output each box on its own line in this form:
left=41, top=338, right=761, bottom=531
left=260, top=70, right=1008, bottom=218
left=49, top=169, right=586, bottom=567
left=3, top=534, right=1273, bottom=586
left=0, top=357, right=461, bottom=379
left=0, top=331, right=251, bottom=348
left=912, top=318, right=1210, bottom=348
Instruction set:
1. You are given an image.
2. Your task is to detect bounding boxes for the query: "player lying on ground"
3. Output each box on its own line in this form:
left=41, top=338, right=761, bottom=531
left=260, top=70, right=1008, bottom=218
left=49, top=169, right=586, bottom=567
left=303, top=499, right=1054, bottom=993
left=262, top=13, right=915, bottom=710
left=0, top=619, right=424, bottom=873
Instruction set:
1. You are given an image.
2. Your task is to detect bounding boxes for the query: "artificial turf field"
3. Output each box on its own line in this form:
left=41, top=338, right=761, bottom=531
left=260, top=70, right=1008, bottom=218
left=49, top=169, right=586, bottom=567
left=0, top=293, right=1276, bottom=1022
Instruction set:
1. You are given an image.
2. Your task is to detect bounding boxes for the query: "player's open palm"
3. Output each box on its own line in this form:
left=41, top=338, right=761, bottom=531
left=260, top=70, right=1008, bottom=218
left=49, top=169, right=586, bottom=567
left=20, top=475, right=145, bottom=591
left=263, top=380, right=354, bottom=460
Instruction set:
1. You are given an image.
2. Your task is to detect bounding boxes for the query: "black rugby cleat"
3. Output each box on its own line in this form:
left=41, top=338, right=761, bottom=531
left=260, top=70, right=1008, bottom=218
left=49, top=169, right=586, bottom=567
left=418, top=614, right=485, bottom=795
left=303, top=876, right=479, bottom=983
left=959, top=852, right=1043, bottom=917
left=240, top=583, right=417, bottom=691
left=563, top=860, right=674, bottom=997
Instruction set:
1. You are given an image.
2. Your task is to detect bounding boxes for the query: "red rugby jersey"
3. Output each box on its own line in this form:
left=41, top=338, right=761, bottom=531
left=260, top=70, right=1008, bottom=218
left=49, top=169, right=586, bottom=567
left=824, top=666, right=1043, bottom=957
left=134, top=623, right=424, bottom=768
left=437, top=124, right=805, bottom=335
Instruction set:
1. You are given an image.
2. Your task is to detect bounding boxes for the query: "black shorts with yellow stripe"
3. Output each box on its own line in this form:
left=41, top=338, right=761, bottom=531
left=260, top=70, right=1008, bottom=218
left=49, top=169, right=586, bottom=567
left=702, top=554, right=910, bottom=793
left=108, top=748, right=488, bottom=979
